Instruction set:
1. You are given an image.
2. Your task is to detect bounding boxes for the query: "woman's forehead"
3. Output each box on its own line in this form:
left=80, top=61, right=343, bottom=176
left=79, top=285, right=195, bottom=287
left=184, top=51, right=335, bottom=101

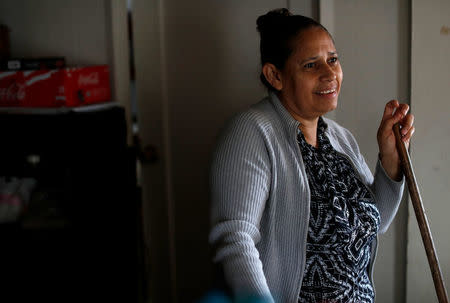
left=293, top=28, right=337, bottom=56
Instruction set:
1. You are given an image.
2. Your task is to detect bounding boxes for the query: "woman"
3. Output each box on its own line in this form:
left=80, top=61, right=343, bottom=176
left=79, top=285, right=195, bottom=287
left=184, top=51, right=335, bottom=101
left=209, top=8, right=414, bottom=303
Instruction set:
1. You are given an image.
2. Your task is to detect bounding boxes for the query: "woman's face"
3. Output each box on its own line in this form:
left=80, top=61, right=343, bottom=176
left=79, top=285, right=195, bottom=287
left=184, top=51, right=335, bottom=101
left=278, top=27, right=343, bottom=122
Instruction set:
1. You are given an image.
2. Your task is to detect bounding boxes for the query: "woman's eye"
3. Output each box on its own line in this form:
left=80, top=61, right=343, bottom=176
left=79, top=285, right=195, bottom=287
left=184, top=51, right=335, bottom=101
left=329, top=57, right=338, bottom=64
left=304, top=62, right=315, bottom=69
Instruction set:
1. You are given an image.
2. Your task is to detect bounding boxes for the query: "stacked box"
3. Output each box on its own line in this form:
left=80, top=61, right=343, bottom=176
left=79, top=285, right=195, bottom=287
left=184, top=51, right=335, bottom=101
left=0, top=65, right=110, bottom=107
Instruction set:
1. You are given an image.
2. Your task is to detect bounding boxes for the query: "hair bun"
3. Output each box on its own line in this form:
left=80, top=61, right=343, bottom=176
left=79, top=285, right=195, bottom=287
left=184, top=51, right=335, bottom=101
left=267, top=8, right=292, bottom=17
left=257, top=8, right=293, bottom=34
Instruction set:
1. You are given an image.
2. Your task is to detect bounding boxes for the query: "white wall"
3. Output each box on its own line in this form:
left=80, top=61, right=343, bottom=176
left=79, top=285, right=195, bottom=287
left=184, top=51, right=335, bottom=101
left=332, top=1, right=410, bottom=302
left=0, top=0, right=109, bottom=66
left=407, top=0, right=450, bottom=301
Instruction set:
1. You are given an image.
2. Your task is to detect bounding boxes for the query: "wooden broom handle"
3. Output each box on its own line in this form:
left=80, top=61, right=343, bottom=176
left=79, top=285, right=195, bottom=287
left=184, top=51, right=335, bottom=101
left=393, top=123, right=448, bottom=303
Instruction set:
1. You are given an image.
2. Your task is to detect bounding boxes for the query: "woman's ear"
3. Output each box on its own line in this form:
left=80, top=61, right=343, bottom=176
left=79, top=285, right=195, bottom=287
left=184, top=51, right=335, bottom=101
left=262, top=63, right=283, bottom=91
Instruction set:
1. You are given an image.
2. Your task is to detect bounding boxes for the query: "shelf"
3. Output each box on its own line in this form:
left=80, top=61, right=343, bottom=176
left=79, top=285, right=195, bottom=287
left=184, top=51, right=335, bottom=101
left=0, top=101, right=119, bottom=115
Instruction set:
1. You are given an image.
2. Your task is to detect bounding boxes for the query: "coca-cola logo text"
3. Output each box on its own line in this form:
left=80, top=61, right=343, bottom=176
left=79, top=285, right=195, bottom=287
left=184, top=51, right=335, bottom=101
left=78, top=72, right=99, bottom=86
left=0, top=82, right=26, bottom=101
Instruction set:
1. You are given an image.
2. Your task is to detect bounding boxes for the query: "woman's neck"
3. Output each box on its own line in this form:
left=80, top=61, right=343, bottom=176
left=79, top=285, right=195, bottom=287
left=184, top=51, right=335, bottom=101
left=299, top=118, right=319, bottom=148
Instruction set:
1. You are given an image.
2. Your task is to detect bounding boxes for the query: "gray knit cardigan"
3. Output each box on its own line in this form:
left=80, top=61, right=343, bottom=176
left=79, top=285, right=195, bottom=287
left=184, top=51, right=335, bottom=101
left=209, top=92, right=404, bottom=303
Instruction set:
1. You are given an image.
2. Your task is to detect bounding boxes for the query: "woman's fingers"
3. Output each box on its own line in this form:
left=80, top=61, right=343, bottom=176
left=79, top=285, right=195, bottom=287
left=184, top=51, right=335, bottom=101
left=400, top=113, right=414, bottom=136
left=377, top=100, right=415, bottom=179
left=381, top=99, right=400, bottom=123
left=397, top=103, right=410, bottom=117
left=380, top=102, right=409, bottom=134
left=403, top=126, right=415, bottom=142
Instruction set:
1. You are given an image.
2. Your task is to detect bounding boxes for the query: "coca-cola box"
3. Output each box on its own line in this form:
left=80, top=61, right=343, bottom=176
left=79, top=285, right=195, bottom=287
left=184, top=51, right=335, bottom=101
left=0, top=65, right=111, bottom=107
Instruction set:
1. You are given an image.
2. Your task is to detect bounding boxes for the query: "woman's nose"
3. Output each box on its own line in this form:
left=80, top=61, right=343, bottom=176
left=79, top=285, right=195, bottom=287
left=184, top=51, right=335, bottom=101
left=320, top=64, right=337, bottom=82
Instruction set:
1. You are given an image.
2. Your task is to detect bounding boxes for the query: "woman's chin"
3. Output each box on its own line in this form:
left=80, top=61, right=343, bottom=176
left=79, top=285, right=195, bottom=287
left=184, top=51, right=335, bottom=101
left=321, top=100, right=338, bottom=115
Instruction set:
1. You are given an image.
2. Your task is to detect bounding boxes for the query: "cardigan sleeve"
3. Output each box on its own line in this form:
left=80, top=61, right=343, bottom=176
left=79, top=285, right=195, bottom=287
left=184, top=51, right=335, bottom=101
left=209, top=113, right=274, bottom=302
left=370, top=158, right=405, bottom=233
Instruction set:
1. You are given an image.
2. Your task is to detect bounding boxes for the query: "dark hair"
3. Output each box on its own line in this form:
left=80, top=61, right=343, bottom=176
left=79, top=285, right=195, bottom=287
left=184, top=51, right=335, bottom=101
left=257, top=8, right=331, bottom=91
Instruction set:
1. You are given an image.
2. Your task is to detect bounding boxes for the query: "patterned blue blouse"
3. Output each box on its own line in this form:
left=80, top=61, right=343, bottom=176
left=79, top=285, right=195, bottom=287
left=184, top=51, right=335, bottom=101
left=298, top=118, right=380, bottom=303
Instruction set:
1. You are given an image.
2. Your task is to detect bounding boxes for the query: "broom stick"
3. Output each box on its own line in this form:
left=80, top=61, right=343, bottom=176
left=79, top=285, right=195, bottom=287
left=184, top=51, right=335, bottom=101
left=393, top=123, right=448, bottom=303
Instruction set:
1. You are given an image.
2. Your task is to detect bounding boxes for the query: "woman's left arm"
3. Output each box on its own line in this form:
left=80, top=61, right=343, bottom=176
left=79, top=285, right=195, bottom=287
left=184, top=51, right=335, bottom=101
left=377, top=99, right=415, bottom=181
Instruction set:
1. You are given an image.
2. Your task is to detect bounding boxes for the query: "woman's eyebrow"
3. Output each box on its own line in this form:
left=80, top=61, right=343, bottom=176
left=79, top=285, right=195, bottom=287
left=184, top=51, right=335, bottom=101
left=299, top=56, right=318, bottom=65
left=299, top=52, right=338, bottom=65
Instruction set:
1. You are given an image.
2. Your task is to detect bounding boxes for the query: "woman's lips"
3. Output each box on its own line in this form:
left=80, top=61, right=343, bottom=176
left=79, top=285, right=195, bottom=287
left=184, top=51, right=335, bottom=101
left=314, top=88, right=338, bottom=98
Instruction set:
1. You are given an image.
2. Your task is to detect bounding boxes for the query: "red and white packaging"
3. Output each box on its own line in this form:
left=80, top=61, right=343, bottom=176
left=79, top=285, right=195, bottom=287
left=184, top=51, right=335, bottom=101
left=0, top=65, right=111, bottom=107
left=58, top=65, right=111, bottom=107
